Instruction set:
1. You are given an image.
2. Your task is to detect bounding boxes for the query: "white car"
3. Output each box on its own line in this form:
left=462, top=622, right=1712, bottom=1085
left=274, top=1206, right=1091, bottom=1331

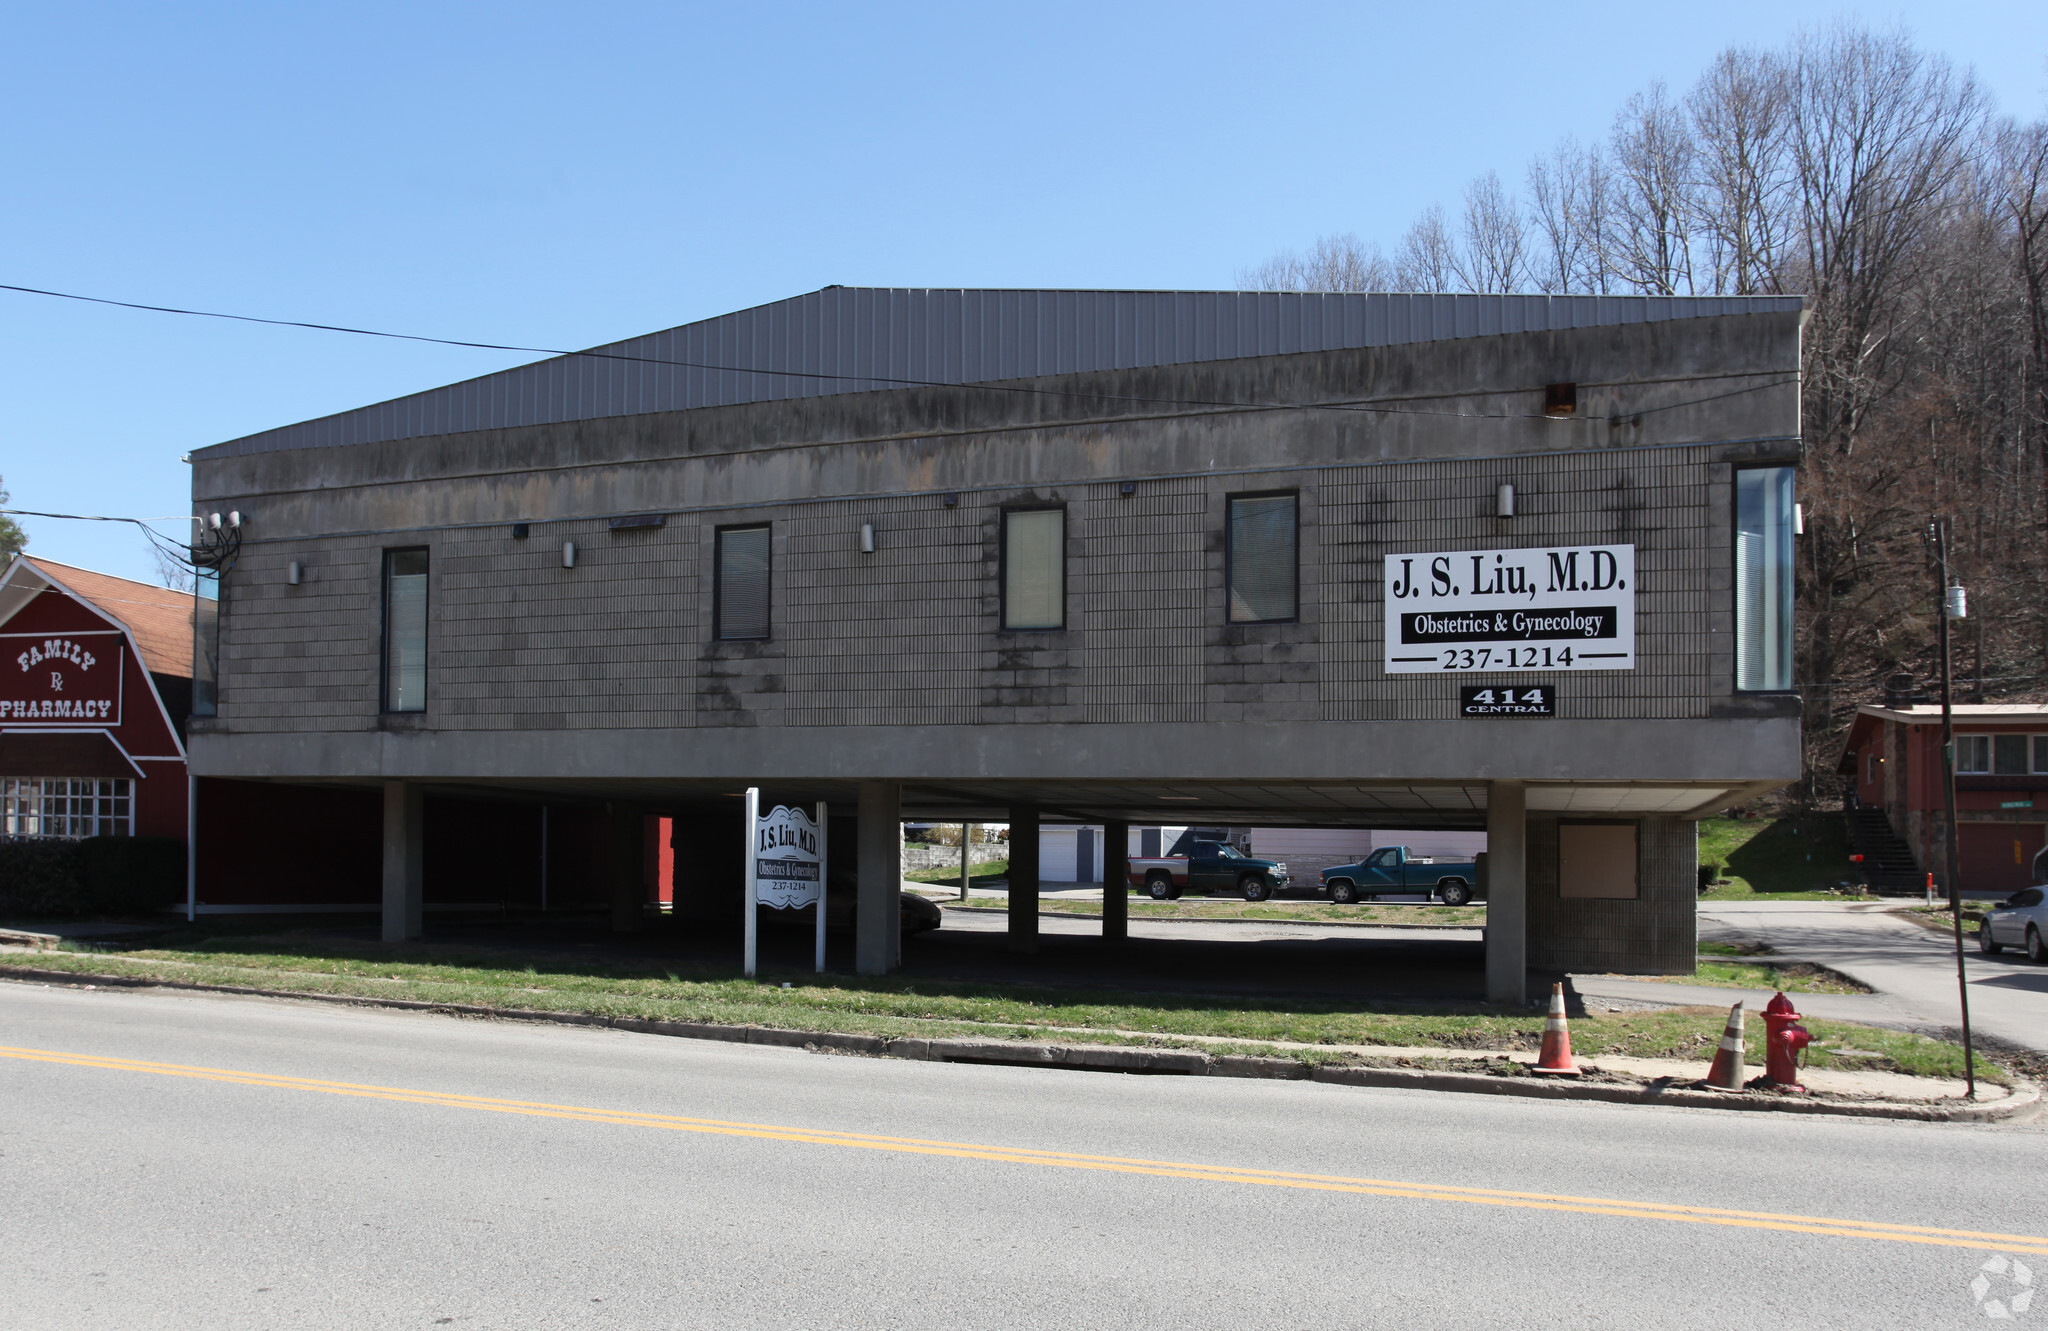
left=1979, top=886, right=2048, bottom=963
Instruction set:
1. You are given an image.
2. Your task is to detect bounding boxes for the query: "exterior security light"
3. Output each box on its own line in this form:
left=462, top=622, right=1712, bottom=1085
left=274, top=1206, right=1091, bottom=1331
left=1946, top=584, right=1967, bottom=620
left=1496, top=483, right=1515, bottom=518
left=1794, top=503, right=1805, bottom=535
left=860, top=523, right=876, bottom=553
left=562, top=541, right=577, bottom=569
left=288, top=561, right=302, bottom=586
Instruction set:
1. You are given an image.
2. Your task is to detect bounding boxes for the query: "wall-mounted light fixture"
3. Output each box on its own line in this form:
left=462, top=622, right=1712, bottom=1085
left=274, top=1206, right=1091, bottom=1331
left=562, top=541, right=577, bottom=569
left=1544, top=383, right=1577, bottom=417
left=1496, top=483, right=1516, bottom=518
left=860, top=523, right=876, bottom=553
left=1793, top=503, right=1805, bottom=535
left=287, top=561, right=303, bottom=586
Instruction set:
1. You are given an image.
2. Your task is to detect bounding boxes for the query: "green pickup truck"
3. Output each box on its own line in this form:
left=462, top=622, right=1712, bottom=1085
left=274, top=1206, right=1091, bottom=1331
left=1125, top=841, right=1292, bottom=902
left=1318, top=846, right=1482, bottom=907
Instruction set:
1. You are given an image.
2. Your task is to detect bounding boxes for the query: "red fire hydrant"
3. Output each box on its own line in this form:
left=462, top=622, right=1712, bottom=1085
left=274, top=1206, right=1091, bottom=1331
left=1761, top=991, right=1812, bottom=1090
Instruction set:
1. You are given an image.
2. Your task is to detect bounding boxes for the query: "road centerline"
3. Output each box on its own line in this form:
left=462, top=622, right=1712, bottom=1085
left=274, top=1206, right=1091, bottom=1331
left=4, top=1041, right=2039, bottom=1256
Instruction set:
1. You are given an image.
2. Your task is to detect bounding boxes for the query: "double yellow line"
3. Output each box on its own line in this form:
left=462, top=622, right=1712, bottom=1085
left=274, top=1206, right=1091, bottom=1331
left=5, top=1041, right=2042, bottom=1256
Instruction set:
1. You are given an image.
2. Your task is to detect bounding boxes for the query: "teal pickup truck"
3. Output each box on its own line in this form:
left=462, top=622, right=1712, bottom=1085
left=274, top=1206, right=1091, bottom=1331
left=1318, top=847, right=1482, bottom=907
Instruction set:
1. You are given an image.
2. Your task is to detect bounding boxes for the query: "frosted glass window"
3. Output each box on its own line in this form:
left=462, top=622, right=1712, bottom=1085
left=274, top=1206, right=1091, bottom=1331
left=383, top=549, right=429, bottom=712
left=1735, top=467, right=1795, bottom=690
left=1003, top=509, right=1064, bottom=630
left=1228, top=493, right=1297, bottom=623
left=716, top=526, right=772, bottom=640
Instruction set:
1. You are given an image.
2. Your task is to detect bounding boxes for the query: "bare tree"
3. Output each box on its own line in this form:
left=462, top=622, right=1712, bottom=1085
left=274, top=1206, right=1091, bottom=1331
left=1237, top=233, right=1395, bottom=291
left=1395, top=205, right=1458, bottom=292
left=1690, top=47, right=1795, bottom=293
left=1453, top=171, right=1528, bottom=292
left=1527, top=138, right=1615, bottom=293
left=1609, top=81, right=1699, bottom=294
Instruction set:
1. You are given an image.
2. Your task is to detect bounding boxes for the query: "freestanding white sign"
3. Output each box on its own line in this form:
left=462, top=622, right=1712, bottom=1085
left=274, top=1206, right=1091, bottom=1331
left=743, top=792, right=828, bottom=978
left=1383, top=544, right=1636, bottom=674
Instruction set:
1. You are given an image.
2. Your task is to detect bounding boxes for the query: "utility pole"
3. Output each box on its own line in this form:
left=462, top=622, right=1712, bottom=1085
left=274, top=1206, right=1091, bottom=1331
left=1931, top=516, right=1978, bottom=1099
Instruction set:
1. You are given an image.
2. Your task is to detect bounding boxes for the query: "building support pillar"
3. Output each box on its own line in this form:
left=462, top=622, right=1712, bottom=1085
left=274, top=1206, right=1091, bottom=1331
left=609, top=803, right=643, bottom=934
left=381, top=780, right=424, bottom=943
left=1485, top=780, right=1527, bottom=1004
left=856, top=782, right=901, bottom=976
left=1100, top=819, right=1128, bottom=946
left=1008, top=805, right=1040, bottom=954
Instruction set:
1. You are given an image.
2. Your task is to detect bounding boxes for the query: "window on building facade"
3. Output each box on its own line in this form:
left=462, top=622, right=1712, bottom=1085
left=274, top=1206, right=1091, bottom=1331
left=382, top=548, right=429, bottom=712
left=1956, top=735, right=1992, bottom=774
left=1227, top=492, right=1297, bottom=623
left=1994, top=734, right=2031, bottom=775
left=1735, top=466, right=1795, bottom=690
left=715, top=525, right=772, bottom=641
left=1, top=777, right=132, bottom=838
left=2034, top=736, right=2048, bottom=773
left=191, top=567, right=220, bottom=717
left=1001, top=508, right=1064, bottom=630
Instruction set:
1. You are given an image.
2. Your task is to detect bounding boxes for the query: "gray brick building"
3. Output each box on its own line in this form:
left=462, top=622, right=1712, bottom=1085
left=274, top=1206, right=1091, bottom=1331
left=186, top=287, right=1805, bottom=995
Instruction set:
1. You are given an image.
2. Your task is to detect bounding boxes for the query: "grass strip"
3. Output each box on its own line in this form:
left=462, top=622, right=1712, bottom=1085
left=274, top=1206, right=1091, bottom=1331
left=1, top=928, right=1996, bottom=1083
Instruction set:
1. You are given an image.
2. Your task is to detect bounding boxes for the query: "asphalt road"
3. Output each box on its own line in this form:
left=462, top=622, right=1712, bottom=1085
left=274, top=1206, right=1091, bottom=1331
left=4, top=981, right=2045, bottom=1329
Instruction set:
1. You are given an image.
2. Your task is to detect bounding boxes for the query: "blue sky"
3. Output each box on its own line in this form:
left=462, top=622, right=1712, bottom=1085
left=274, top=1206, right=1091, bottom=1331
left=3, top=1, right=2042, bottom=584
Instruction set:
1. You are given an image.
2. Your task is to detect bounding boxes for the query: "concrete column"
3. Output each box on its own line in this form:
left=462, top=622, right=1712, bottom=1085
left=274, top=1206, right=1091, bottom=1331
left=1485, top=780, right=1527, bottom=1004
left=1100, top=819, right=1128, bottom=946
left=1008, top=805, right=1040, bottom=954
left=609, top=804, right=643, bottom=934
left=856, top=782, right=901, bottom=976
left=380, top=780, right=424, bottom=943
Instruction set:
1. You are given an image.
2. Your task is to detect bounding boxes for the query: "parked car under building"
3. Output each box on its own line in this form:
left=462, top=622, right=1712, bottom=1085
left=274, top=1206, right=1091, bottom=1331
left=184, top=287, right=1805, bottom=998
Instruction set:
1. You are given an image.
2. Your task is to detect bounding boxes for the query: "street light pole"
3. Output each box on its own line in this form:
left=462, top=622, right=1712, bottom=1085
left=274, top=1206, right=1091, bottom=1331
left=1931, top=516, right=1978, bottom=1099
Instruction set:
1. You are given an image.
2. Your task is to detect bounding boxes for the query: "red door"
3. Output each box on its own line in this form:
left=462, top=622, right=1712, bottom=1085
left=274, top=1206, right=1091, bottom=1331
left=1959, top=823, right=2045, bottom=895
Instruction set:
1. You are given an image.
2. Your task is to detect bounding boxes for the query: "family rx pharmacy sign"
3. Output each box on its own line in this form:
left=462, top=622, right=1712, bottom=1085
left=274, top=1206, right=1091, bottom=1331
left=1385, top=545, right=1635, bottom=673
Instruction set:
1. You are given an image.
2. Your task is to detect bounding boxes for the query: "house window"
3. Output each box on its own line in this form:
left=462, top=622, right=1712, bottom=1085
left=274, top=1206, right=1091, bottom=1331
left=1001, top=508, right=1064, bottom=630
left=1227, top=492, right=1297, bottom=623
left=1995, top=734, right=2031, bottom=776
left=2034, top=736, right=2048, bottom=774
left=1735, top=466, right=1795, bottom=690
left=1956, top=735, right=1991, bottom=774
left=191, top=567, right=221, bottom=717
left=382, top=548, right=429, bottom=712
left=715, top=525, right=772, bottom=641
left=0, top=777, right=132, bottom=838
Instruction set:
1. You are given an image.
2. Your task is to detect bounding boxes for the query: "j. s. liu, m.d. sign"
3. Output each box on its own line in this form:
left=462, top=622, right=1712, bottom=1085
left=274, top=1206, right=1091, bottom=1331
left=1384, top=545, right=1635, bottom=674
left=743, top=791, right=828, bottom=977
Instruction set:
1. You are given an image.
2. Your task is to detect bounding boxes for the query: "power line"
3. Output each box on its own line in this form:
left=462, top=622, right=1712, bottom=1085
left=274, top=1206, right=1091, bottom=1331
left=0, top=279, right=1796, bottom=424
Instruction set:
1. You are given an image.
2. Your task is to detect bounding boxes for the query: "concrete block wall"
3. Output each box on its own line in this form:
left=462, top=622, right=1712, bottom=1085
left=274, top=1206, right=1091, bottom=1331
left=1525, top=815, right=1697, bottom=974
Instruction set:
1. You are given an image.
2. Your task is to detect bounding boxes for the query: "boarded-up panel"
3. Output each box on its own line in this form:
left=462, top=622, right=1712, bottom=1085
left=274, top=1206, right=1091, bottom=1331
left=1559, top=822, right=1638, bottom=899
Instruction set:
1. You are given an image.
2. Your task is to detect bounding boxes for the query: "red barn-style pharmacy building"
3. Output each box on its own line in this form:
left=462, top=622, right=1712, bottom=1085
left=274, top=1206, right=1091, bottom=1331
left=0, top=557, right=193, bottom=844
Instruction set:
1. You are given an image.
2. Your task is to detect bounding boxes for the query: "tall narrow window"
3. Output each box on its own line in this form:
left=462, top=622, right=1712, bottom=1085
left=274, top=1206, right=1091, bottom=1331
left=1735, top=466, right=1794, bottom=690
left=383, top=548, right=429, bottom=712
left=1002, top=508, right=1064, bottom=630
left=715, top=525, right=772, bottom=640
left=190, top=567, right=221, bottom=717
left=1227, top=492, right=1297, bottom=623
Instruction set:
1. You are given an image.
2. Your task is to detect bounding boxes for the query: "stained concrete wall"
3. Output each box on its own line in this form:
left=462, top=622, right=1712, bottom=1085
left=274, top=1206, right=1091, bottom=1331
left=187, top=312, right=1802, bottom=788
left=1526, top=815, right=1697, bottom=974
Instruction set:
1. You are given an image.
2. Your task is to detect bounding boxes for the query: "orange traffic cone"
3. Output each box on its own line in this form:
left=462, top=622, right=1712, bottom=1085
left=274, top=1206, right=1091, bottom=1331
left=1705, top=1001, right=1746, bottom=1091
left=1531, top=982, right=1580, bottom=1076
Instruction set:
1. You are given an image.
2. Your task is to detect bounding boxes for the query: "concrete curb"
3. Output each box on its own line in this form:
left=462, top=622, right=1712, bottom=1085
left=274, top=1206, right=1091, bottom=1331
left=2, top=963, right=2032, bottom=1123
left=938, top=905, right=1484, bottom=931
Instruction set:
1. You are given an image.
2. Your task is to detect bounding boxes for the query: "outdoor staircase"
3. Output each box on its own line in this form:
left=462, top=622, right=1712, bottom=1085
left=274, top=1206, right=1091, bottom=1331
left=1845, top=805, right=1924, bottom=894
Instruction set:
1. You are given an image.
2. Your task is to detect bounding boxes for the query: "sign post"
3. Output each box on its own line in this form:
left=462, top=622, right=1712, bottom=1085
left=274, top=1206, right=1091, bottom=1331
left=743, top=787, right=760, bottom=979
left=748, top=798, right=827, bottom=978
